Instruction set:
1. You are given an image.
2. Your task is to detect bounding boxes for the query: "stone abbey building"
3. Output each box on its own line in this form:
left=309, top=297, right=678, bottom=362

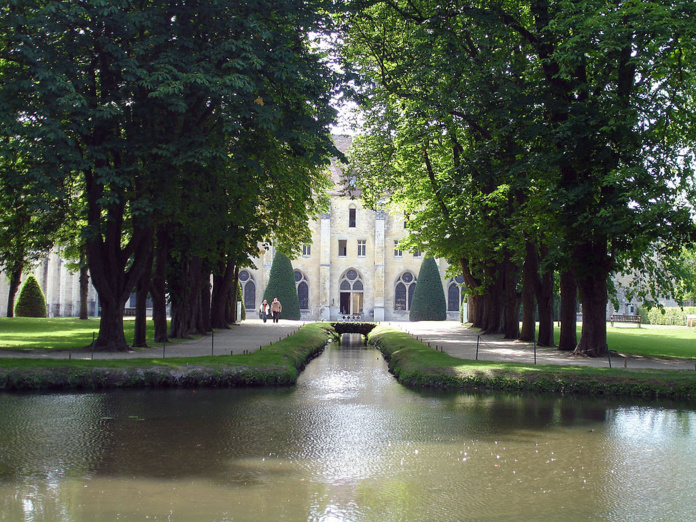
left=239, top=135, right=463, bottom=321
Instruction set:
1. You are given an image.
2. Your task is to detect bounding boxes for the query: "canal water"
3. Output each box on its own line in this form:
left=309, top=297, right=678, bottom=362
left=0, top=338, right=694, bottom=521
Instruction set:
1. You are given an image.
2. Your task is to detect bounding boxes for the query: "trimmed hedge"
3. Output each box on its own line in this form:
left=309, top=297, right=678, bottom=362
left=638, top=306, right=696, bottom=326
left=0, top=323, right=333, bottom=391
left=409, top=257, right=446, bottom=321
left=14, top=275, right=47, bottom=318
left=368, top=325, right=696, bottom=401
left=262, top=252, right=301, bottom=320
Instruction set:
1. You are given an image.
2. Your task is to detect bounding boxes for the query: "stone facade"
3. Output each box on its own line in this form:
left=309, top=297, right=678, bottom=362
left=239, top=136, right=463, bottom=321
left=0, top=252, right=99, bottom=318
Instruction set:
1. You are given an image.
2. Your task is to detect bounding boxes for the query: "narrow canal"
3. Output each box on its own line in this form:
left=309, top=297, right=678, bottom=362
left=0, top=338, right=694, bottom=520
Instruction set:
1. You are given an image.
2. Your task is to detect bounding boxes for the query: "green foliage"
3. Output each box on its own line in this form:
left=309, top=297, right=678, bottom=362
left=639, top=307, right=696, bottom=326
left=0, top=323, right=333, bottom=391
left=369, top=326, right=696, bottom=401
left=262, top=252, right=301, bottom=320
left=341, top=0, right=696, bottom=353
left=409, top=257, right=447, bottom=321
left=0, top=0, right=340, bottom=348
left=14, top=275, right=47, bottom=318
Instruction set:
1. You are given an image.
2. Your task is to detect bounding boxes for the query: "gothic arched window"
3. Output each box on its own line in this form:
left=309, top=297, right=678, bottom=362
left=448, top=275, right=465, bottom=311
left=394, top=271, right=417, bottom=311
left=239, top=270, right=256, bottom=311
left=294, top=270, right=309, bottom=310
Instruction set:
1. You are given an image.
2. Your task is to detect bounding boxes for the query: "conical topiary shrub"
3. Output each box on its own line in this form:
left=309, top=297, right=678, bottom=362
left=409, top=257, right=447, bottom=321
left=262, top=251, right=301, bottom=320
left=14, top=274, right=48, bottom=318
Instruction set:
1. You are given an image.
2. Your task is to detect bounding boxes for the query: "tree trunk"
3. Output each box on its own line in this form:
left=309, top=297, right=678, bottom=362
left=468, top=294, right=484, bottom=327
left=575, top=271, right=609, bottom=357
left=573, top=239, right=611, bottom=357
left=558, top=269, right=577, bottom=351
left=483, top=264, right=504, bottom=334
left=94, top=293, right=129, bottom=351
left=169, top=256, right=205, bottom=339
left=132, top=244, right=153, bottom=348
left=85, top=158, right=154, bottom=350
left=520, top=244, right=537, bottom=342
left=536, top=267, right=555, bottom=347
left=150, top=225, right=169, bottom=343
left=211, top=259, right=236, bottom=329
left=6, top=267, right=22, bottom=318
left=226, top=268, right=240, bottom=324
left=189, top=256, right=205, bottom=335
left=79, top=263, right=89, bottom=320
left=200, top=273, right=211, bottom=333
left=503, top=255, right=520, bottom=339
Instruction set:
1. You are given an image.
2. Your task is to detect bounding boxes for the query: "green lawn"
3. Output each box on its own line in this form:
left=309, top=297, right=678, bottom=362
left=0, top=317, right=160, bottom=350
left=2, top=317, right=695, bottom=359
left=551, top=324, right=696, bottom=359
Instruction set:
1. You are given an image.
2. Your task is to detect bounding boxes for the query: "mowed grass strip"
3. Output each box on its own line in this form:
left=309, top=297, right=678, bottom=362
left=545, top=323, right=696, bottom=359
left=0, top=323, right=333, bottom=391
left=0, top=317, right=162, bottom=351
left=370, top=325, right=696, bottom=401
left=601, top=325, right=696, bottom=359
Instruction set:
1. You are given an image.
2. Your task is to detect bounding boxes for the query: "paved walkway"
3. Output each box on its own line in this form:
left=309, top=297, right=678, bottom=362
left=0, top=319, right=306, bottom=360
left=389, top=321, right=696, bottom=372
left=2, top=320, right=695, bottom=372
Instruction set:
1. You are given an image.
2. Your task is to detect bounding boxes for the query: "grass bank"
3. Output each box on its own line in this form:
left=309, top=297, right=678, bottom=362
left=0, top=317, right=162, bottom=351
left=370, top=325, right=696, bottom=402
left=0, top=323, right=332, bottom=391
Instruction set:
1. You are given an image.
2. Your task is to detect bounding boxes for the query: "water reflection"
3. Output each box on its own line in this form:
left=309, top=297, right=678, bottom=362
left=0, top=340, right=694, bottom=520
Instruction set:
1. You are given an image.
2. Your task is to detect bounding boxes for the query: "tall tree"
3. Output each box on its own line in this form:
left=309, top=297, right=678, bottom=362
left=1, top=0, right=339, bottom=349
left=341, top=0, right=696, bottom=355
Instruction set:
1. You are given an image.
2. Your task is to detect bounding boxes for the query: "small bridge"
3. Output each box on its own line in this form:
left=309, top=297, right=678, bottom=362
left=330, top=322, right=377, bottom=345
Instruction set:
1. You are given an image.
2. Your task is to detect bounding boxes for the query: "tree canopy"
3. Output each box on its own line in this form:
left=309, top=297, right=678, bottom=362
left=340, top=0, right=696, bottom=355
left=0, top=0, right=340, bottom=349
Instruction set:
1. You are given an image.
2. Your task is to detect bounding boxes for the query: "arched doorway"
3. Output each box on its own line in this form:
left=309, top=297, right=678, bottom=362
left=339, top=269, right=364, bottom=317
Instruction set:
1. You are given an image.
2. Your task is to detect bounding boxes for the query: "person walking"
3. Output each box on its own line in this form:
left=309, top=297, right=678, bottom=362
left=259, top=299, right=270, bottom=323
left=270, top=297, right=282, bottom=323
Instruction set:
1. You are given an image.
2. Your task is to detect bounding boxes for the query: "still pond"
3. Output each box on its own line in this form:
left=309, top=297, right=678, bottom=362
left=1, top=338, right=694, bottom=521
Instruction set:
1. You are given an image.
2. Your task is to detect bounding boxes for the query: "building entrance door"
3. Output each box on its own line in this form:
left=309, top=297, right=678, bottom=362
left=338, top=269, right=365, bottom=318
left=340, top=292, right=351, bottom=315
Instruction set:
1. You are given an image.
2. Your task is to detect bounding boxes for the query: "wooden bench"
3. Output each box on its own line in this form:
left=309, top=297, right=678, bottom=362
left=610, top=314, right=641, bottom=327
left=687, top=314, right=696, bottom=327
